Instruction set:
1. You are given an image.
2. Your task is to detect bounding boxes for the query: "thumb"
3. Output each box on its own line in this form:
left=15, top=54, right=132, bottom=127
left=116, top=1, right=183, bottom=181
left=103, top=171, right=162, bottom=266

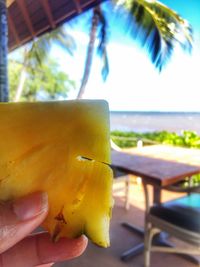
left=0, top=192, right=48, bottom=254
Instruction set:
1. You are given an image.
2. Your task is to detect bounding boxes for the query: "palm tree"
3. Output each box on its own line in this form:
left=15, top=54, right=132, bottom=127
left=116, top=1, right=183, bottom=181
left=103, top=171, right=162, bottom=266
left=77, top=0, right=193, bottom=99
left=0, top=0, right=9, bottom=102
left=13, top=26, right=76, bottom=102
left=9, top=58, right=75, bottom=101
left=77, top=6, right=108, bottom=99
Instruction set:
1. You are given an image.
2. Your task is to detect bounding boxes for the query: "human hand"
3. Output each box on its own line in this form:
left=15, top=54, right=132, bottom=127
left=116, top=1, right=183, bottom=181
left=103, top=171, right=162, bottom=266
left=0, top=192, right=88, bottom=267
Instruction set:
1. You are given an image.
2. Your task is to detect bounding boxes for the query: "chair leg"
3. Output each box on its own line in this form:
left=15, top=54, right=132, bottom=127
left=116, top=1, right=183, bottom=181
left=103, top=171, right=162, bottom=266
left=125, top=176, right=130, bottom=210
left=144, top=223, right=154, bottom=267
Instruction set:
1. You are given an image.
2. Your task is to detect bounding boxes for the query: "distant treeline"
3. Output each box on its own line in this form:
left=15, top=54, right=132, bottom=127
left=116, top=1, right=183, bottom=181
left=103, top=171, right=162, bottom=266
left=111, top=130, right=200, bottom=149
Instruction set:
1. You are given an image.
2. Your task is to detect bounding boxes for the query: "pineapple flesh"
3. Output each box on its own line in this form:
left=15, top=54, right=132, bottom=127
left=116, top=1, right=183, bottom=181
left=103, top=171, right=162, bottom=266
left=0, top=100, right=113, bottom=247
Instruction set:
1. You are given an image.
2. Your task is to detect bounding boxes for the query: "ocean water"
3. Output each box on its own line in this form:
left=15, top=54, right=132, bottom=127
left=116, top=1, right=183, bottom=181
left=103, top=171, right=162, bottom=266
left=110, top=111, right=200, bottom=134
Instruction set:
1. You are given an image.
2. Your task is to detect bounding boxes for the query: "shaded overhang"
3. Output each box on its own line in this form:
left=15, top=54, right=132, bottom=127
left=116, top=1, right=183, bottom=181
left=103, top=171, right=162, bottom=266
left=7, top=0, right=106, bottom=52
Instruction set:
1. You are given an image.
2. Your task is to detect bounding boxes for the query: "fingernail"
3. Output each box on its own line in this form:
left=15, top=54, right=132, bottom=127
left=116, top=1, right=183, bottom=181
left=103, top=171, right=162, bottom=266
left=13, top=192, right=48, bottom=221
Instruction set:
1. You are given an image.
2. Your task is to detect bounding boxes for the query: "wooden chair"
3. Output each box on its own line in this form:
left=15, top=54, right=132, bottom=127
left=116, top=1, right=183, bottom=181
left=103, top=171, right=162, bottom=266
left=112, top=166, right=131, bottom=210
left=111, top=139, right=144, bottom=210
left=111, top=139, right=131, bottom=210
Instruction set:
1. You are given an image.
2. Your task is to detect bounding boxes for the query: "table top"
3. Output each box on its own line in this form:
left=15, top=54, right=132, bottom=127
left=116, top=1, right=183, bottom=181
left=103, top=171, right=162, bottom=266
left=111, top=145, right=200, bottom=187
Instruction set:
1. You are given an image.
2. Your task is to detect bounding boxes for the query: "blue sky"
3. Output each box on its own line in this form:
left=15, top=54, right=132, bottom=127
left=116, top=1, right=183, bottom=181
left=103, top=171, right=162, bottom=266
left=52, top=0, right=200, bottom=112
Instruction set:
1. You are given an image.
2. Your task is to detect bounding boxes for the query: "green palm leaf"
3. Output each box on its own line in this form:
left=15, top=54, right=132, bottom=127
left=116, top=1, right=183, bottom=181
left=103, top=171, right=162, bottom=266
left=21, top=25, right=76, bottom=70
left=114, top=0, right=193, bottom=70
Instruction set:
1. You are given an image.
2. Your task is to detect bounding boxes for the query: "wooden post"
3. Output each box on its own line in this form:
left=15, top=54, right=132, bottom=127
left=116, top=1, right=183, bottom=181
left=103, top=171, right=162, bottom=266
left=0, top=0, right=9, bottom=102
left=136, top=139, right=143, bottom=185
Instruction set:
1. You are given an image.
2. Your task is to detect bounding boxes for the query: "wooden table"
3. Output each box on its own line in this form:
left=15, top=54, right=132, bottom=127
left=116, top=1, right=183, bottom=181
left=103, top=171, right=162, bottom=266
left=111, top=145, right=200, bottom=262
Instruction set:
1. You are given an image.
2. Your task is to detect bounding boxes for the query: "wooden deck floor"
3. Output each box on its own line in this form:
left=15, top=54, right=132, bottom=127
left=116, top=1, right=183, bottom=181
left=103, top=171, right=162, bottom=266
left=55, top=180, right=199, bottom=267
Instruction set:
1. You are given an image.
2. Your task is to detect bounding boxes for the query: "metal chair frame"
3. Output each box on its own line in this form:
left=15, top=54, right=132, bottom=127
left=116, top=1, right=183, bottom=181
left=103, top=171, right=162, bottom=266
left=143, top=182, right=200, bottom=267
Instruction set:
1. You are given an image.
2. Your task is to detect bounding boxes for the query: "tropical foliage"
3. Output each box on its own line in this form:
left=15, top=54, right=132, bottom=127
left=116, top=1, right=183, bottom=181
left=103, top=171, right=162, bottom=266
left=9, top=58, right=75, bottom=101
left=77, top=0, right=193, bottom=98
left=111, top=130, right=200, bottom=149
left=114, top=0, right=193, bottom=70
left=10, top=26, right=75, bottom=102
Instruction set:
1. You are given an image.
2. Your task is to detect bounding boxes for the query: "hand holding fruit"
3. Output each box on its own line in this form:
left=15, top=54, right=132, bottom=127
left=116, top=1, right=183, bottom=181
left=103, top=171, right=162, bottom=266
left=0, top=192, right=88, bottom=267
left=0, top=101, right=113, bottom=247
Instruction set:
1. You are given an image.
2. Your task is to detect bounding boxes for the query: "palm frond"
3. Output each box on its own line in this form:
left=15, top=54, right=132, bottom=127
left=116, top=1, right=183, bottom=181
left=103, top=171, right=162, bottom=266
left=21, top=25, right=76, bottom=70
left=114, top=0, right=193, bottom=70
left=26, top=36, right=51, bottom=68
left=48, top=27, right=76, bottom=56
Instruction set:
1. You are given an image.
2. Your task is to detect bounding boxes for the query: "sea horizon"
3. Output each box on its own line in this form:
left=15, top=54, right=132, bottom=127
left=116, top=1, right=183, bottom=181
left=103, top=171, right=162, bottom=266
left=110, top=110, right=200, bottom=114
left=109, top=110, right=200, bottom=134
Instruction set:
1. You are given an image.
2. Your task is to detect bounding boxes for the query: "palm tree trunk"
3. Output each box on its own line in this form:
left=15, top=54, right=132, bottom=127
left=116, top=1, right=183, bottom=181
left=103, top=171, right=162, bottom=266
left=0, top=0, right=9, bottom=102
left=14, top=66, right=27, bottom=102
left=14, top=47, right=29, bottom=102
left=77, top=7, right=100, bottom=99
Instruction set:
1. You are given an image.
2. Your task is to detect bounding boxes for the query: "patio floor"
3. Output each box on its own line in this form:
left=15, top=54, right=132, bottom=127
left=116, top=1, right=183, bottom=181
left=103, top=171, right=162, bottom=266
left=55, top=178, right=199, bottom=267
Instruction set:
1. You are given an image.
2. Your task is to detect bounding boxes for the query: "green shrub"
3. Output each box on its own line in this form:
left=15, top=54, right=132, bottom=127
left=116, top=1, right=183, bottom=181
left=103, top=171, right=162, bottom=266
left=111, top=130, right=200, bottom=149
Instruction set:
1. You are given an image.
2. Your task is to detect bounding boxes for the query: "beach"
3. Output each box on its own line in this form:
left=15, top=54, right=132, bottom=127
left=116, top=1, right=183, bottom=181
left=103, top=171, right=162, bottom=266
left=110, top=111, right=200, bottom=134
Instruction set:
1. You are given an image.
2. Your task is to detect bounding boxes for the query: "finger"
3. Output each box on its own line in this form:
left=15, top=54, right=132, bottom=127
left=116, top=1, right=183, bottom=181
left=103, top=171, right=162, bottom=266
left=0, top=232, right=88, bottom=267
left=0, top=192, right=48, bottom=253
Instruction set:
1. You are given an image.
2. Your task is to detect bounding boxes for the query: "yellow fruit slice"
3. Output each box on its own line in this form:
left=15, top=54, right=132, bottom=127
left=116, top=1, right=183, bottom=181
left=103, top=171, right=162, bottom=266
left=0, top=100, right=113, bottom=247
